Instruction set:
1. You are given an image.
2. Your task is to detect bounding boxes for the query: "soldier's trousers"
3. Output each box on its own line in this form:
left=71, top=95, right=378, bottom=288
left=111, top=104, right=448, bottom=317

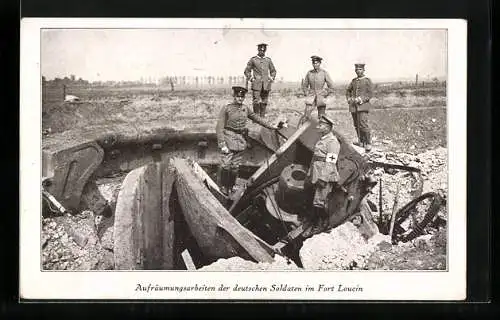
left=218, top=150, right=244, bottom=190
left=313, top=181, right=333, bottom=209
left=305, top=95, right=327, bottom=119
left=252, top=89, right=270, bottom=117
left=351, top=111, right=371, bottom=145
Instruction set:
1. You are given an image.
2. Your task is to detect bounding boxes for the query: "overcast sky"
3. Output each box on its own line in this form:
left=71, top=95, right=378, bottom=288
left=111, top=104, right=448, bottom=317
left=41, top=28, right=447, bottom=83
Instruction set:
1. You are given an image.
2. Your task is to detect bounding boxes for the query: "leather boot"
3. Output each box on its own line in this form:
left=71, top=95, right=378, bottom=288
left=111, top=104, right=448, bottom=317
left=253, top=103, right=261, bottom=115
left=227, top=170, right=238, bottom=194
left=260, top=103, right=267, bottom=117
left=217, top=167, right=229, bottom=195
left=319, top=207, right=330, bottom=229
left=363, top=131, right=372, bottom=152
left=317, top=106, right=326, bottom=119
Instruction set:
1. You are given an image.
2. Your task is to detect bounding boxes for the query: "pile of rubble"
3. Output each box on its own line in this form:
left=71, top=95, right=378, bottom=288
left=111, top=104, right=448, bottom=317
left=42, top=211, right=114, bottom=270
left=41, top=146, right=447, bottom=271
left=366, top=147, right=447, bottom=225
left=299, top=222, right=391, bottom=270
left=42, top=177, right=120, bottom=270
left=198, top=254, right=301, bottom=271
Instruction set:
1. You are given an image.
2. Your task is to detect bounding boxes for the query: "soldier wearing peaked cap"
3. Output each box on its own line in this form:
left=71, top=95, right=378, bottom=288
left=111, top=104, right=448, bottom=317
left=244, top=43, right=277, bottom=117
left=302, top=56, right=335, bottom=119
left=216, top=86, right=278, bottom=195
left=346, top=63, right=374, bottom=152
left=304, top=115, right=341, bottom=233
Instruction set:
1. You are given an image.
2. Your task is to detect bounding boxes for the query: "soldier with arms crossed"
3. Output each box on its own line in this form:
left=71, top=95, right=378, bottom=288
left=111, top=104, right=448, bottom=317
left=346, top=63, right=374, bottom=152
left=244, top=43, right=277, bottom=117
left=216, top=86, right=278, bottom=195
left=302, top=55, right=335, bottom=119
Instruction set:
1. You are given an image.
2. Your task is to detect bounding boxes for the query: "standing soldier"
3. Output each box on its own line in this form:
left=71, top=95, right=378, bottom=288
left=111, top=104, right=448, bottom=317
left=305, top=115, right=341, bottom=232
left=346, top=63, right=374, bottom=152
left=302, top=56, right=335, bottom=119
left=216, top=86, right=278, bottom=195
left=244, top=43, right=277, bottom=117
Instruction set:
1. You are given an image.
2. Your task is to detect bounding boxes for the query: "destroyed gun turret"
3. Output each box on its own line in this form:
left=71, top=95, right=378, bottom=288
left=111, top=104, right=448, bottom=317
left=42, top=110, right=446, bottom=270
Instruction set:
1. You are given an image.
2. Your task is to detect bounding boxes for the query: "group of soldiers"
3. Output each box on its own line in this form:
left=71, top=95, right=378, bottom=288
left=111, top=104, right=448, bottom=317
left=216, top=43, right=375, bottom=229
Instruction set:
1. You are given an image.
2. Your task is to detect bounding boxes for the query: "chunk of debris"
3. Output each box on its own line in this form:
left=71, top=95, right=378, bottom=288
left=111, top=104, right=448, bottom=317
left=64, top=95, right=81, bottom=102
left=299, top=222, right=390, bottom=270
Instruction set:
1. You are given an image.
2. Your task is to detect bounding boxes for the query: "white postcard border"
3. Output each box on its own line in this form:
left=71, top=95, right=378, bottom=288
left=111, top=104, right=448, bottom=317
left=20, top=18, right=467, bottom=300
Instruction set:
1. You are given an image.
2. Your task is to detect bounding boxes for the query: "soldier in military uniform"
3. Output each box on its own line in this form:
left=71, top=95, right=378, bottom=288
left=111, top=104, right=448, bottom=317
left=302, top=56, right=335, bottom=119
left=216, top=86, right=278, bottom=195
left=346, top=63, right=374, bottom=152
left=305, top=115, right=341, bottom=230
left=244, top=43, right=277, bottom=117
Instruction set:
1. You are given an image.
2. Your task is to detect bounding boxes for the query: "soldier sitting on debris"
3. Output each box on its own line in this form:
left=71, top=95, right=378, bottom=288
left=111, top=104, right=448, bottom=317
left=305, top=115, right=341, bottom=232
left=216, top=86, right=278, bottom=195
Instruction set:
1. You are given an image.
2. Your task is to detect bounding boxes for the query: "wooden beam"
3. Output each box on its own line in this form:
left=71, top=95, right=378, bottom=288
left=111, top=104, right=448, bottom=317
left=181, top=249, right=197, bottom=270
left=172, top=158, right=274, bottom=263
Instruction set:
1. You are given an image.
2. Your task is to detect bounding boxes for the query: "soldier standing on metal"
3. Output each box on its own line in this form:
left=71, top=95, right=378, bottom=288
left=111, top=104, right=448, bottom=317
left=302, top=56, right=335, bottom=119
left=244, top=43, right=277, bottom=117
left=216, top=86, right=278, bottom=195
left=305, top=115, right=341, bottom=232
left=346, top=63, right=374, bottom=152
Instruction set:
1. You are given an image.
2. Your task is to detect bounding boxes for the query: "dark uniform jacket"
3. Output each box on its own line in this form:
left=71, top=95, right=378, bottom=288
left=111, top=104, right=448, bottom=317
left=244, top=56, right=277, bottom=91
left=216, top=103, right=271, bottom=151
left=302, top=68, right=335, bottom=97
left=308, top=132, right=340, bottom=184
left=346, top=76, right=374, bottom=112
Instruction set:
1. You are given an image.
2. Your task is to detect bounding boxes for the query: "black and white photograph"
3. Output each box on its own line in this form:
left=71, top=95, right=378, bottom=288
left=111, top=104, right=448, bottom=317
left=20, top=18, right=467, bottom=300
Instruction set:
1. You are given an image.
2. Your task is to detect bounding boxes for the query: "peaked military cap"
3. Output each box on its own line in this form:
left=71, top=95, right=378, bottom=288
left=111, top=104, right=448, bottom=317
left=354, top=63, right=366, bottom=68
left=257, top=43, right=268, bottom=48
left=232, top=86, right=248, bottom=97
left=311, top=55, right=323, bottom=62
left=319, top=115, right=334, bottom=126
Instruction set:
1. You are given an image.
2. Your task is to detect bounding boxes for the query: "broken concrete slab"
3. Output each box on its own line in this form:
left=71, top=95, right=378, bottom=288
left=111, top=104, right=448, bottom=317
left=42, top=139, right=104, bottom=211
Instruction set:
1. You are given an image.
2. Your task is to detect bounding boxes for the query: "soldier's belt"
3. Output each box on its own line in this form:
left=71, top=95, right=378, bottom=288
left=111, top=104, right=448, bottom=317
left=312, top=154, right=337, bottom=163
left=311, top=155, right=327, bottom=162
left=224, top=127, right=249, bottom=135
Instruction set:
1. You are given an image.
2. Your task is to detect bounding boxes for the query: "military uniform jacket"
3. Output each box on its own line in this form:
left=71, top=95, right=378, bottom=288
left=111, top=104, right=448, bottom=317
left=302, top=68, right=335, bottom=97
left=346, top=76, right=374, bottom=112
left=216, top=102, right=270, bottom=152
left=244, top=56, right=277, bottom=91
left=308, top=132, right=340, bottom=184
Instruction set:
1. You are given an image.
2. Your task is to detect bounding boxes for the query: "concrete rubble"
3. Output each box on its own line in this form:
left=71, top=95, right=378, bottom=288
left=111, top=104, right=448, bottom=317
left=198, top=254, right=301, bottom=271
left=41, top=147, right=447, bottom=271
left=42, top=211, right=113, bottom=270
left=366, top=147, right=447, bottom=224
left=299, top=222, right=391, bottom=270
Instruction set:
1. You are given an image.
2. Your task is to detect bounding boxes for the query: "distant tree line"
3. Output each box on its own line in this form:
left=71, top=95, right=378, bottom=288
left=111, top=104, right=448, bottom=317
left=42, top=75, right=286, bottom=88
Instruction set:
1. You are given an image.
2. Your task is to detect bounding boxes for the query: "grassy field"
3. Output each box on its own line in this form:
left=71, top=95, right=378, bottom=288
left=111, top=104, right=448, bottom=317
left=42, top=83, right=446, bottom=153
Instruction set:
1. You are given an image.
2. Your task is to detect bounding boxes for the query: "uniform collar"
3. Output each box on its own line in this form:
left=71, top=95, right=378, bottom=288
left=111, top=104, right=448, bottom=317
left=311, top=68, right=322, bottom=73
left=356, top=75, right=366, bottom=80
